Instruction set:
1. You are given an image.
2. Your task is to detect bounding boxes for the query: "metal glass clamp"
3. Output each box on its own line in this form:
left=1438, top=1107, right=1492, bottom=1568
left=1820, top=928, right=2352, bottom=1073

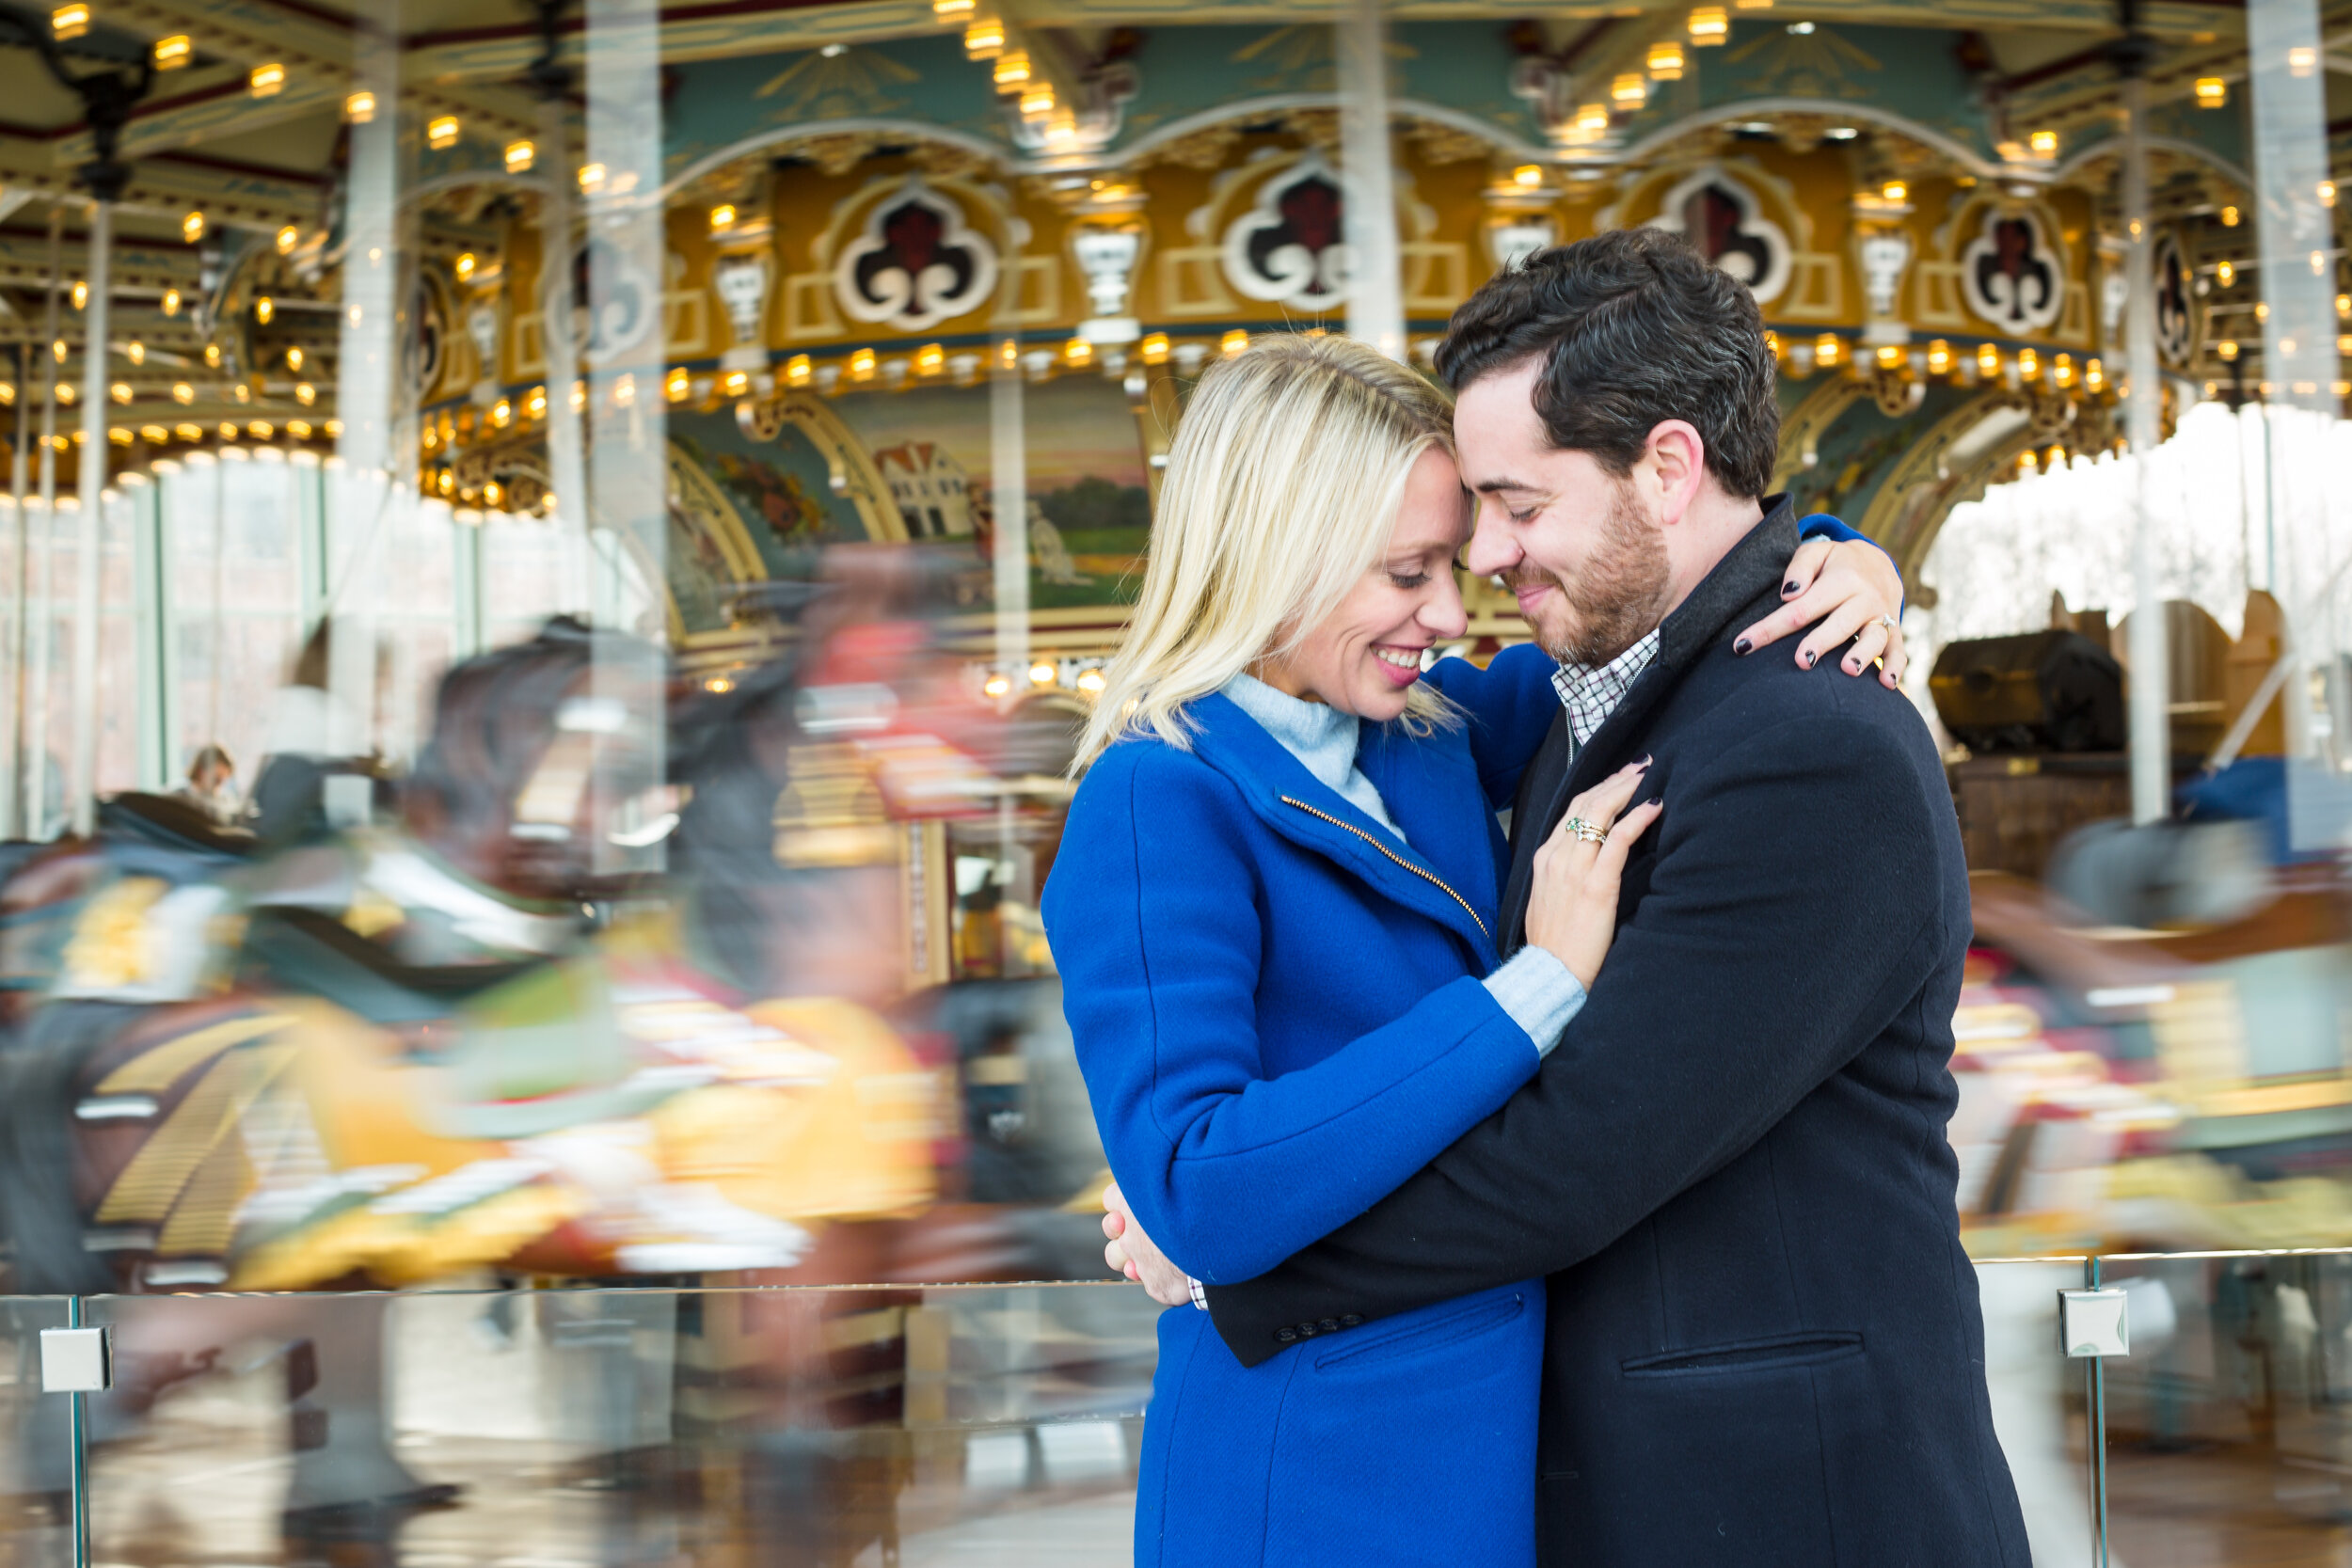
left=2058, top=1288, right=2130, bottom=1358
left=39, top=1326, right=112, bottom=1392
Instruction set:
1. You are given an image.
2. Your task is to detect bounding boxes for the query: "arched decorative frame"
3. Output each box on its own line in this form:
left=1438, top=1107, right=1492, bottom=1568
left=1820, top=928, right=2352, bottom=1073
left=1601, top=156, right=1836, bottom=319
left=1642, top=164, right=1795, bottom=306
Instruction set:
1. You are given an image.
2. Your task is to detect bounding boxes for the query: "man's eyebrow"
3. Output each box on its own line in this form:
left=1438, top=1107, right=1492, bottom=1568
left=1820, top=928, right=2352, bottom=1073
left=1471, top=476, right=1541, bottom=495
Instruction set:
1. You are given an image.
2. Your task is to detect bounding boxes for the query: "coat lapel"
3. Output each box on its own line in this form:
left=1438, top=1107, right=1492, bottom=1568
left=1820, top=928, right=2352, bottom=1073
left=1185, top=692, right=1502, bottom=969
left=1502, top=498, right=1806, bottom=949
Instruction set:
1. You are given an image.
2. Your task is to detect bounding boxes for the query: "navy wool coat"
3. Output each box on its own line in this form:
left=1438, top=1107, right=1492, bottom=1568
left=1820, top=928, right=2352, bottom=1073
left=1206, top=502, right=2032, bottom=1568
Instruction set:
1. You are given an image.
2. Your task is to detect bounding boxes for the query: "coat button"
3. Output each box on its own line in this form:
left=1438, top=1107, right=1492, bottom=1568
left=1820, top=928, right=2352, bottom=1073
left=1319, top=1318, right=1340, bottom=1334
left=1297, top=1322, right=1318, bottom=1338
left=1276, top=1327, right=1295, bottom=1342
left=1340, top=1314, right=1363, bottom=1327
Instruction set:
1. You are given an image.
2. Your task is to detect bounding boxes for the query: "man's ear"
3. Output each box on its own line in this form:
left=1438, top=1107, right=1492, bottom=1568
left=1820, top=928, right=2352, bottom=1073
left=1643, top=420, right=1708, bottom=527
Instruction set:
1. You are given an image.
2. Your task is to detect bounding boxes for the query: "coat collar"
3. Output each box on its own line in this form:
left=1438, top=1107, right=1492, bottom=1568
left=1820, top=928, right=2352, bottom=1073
left=1498, top=497, right=1803, bottom=947
left=1182, top=690, right=1502, bottom=968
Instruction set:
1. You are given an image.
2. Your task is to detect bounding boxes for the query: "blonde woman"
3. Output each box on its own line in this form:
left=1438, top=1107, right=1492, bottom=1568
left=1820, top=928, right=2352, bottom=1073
left=1040, top=335, right=1901, bottom=1566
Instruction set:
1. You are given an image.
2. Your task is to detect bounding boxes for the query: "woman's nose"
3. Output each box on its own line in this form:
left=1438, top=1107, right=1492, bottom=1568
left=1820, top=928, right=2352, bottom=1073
left=1422, top=573, right=1469, bottom=641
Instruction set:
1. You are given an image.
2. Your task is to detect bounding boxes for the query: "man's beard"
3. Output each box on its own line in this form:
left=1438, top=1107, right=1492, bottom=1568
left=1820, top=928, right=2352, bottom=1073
left=1508, top=481, right=1673, bottom=667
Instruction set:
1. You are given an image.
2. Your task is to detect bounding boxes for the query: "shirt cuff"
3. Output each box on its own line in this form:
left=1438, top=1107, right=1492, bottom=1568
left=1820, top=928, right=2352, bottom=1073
left=1483, top=946, right=1588, bottom=1058
left=1189, top=1275, right=1209, bottom=1310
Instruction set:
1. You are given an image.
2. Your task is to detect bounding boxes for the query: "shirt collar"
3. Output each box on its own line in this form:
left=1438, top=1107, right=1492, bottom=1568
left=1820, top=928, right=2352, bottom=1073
left=1549, top=628, right=1661, bottom=750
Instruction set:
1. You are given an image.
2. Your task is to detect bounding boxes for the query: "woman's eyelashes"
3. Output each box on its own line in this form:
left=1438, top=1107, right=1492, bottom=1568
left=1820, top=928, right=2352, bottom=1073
left=1388, top=570, right=1432, bottom=590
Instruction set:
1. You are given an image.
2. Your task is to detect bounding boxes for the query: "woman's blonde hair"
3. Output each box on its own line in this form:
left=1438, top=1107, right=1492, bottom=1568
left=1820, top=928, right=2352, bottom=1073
left=1073, top=334, right=1457, bottom=768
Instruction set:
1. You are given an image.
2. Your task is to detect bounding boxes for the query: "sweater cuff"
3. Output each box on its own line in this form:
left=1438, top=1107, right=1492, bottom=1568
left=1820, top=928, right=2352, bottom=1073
left=1483, top=946, right=1588, bottom=1058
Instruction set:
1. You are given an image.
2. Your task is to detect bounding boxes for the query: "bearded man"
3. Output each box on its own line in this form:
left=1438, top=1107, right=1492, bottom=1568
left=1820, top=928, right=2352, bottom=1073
left=1104, top=227, right=2031, bottom=1566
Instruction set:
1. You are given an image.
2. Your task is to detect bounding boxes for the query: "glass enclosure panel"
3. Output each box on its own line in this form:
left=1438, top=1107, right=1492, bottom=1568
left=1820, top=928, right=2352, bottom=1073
left=72, top=1286, right=1155, bottom=1568
left=0, top=1297, right=71, bottom=1567
left=2097, top=1252, right=2352, bottom=1566
left=1978, top=1258, right=2099, bottom=1568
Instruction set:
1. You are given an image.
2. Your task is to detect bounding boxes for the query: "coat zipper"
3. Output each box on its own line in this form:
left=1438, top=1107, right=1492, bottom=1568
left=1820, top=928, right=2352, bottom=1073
left=1278, top=795, right=1491, bottom=942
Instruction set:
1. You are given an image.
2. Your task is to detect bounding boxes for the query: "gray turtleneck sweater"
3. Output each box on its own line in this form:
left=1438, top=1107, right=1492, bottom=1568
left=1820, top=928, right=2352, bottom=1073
left=1221, top=673, right=1584, bottom=1057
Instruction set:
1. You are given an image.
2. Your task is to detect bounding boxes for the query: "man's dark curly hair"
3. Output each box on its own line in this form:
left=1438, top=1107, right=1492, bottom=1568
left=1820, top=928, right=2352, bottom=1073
left=1432, top=227, right=1779, bottom=499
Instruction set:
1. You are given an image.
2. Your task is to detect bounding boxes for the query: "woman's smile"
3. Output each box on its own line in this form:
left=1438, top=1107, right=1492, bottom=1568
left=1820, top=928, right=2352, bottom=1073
left=1373, top=643, right=1426, bottom=686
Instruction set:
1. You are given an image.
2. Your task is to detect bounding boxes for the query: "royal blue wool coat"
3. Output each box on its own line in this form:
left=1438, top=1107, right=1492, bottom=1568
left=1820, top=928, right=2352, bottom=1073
left=1043, top=657, right=1565, bottom=1568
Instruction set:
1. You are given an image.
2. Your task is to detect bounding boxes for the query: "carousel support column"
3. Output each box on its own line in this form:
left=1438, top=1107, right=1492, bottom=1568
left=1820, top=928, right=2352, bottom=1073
left=330, top=18, right=401, bottom=767
left=3, top=340, right=30, bottom=837
left=991, top=336, right=1028, bottom=689
left=27, top=212, right=59, bottom=837
left=2247, top=0, right=2344, bottom=841
left=67, top=197, right=109, bottom=838
left=2122, top=71, right=2169, bottom=827
left=1336, top=0, right=1403, bottom=357
left=582, top=0, right=665, bottom=879
left=538, top=92, right=590, bottom=612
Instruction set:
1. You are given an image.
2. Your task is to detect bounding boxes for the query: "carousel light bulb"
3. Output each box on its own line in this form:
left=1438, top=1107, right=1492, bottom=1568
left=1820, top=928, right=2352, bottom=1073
left=203, top=343, right=219, bottom=367
left=709, top=203, right=736, bottom=232
left=1221, top=328, right=1249, bottom=357
left=1978, top=341, right=2001, bottom=376
left=2217, top=259, right=2234, bottom=286
left=2085, top=357, right=2105, bottom=390
left=723, top=369, right=749, bottom=396
left=182, top=211, right=202, bottom=243
left=1881, top=180, right=1906, bottom=204
left=427, top=116, right=459, bottom=150
left=285, top=345, right=302, bottom=372
left=2217, top=340, right=2240, bottom=360
left=255, top=296, right=273, bottom=325
left=2028, top=129, right=2058, bottom=158
left=963, top=18, right=1004, bottom=58
left=1077, top=668, right=1106, bottom=694
left=1140, top=332, right=1170, bottom=365
left=1611, top=73, right=1647, bottom=108
left=916, top=342, right=946, bottom=376
left=1513, top=164, right=1544, bottom=188
left=288, top=420, right=310, bottom=439
left=1647, top=40, right=1686, bottom=79
left=1813, top=333, right=1840, bottom=367
left=171, top=382, right=192, bottom=404
left=1927, top=340, right=1952, bottom=375
left=1064, top=337, right=1092, bottom=367
left=216, top=420, right=234, bottom=439
left=993, top=48, right=1030, bottom=91
left=70, top=281, right=86, bottom=309
left=525, top=386, right=547, bottom=419
left=504, top=140, right=534, bottom=173
left=1875, top=343, right=1901, bottom=368
left=344, top=89, right=374, bottom=123
left=277, top=225, right=298, bottom=254
left=174, top=422, right=199, bottom=441
left=1019, top=83, right=1056, bottom=119
left=453, top=253, right=476, bottom=285
left=786, top=354, right=812, bottom=388
left=2223, top=204, right=2241, bottom=227
left=2054, top=354, right=2075, bottom=387
left=2195, top=76, right=2227, bottom=109
left=50, top=5, right=87, bottom=41
left=49, top=339, right=64, bottom=363
left=1688, top=6, right=1728, bottom=44
left=161, top=288, right=180, bottom=316
left=1574, top=102, right=1611, bottom=135
left=152, top=34, right=190, bottom=69
left=934, top=0, right=973, bottom=17
left=665, top=366, right=690, bottom=402
left=140, top=424, right=166, bottom=443
left=1028, top=660, right=1057, bottom=687
left=295, top=382, right=314, bottom=405
left=2257, top=300, right=2271, bottom=321
left=849, top=346, right=877, bottom=381
left=108, top=382, right=129, bottom=404
left=577, top=163, right=606, bottom=193
left=982, top=673, right=1012, bottom=698
left=2018, top=346, right=2040, bottom=379
left=54, top=384, right=71, bottom=404
left=249, top=62, right=284, bottom=98
left=248, top=420, right=272, bottom=440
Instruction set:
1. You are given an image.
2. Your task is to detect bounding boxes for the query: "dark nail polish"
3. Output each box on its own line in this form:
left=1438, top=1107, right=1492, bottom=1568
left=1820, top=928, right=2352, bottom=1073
left=1734, top=637, right=1753, bottom=656
left=1802, top=650, right=1817, bottom=668
left=1782, top=581, right=1800, bottom=596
